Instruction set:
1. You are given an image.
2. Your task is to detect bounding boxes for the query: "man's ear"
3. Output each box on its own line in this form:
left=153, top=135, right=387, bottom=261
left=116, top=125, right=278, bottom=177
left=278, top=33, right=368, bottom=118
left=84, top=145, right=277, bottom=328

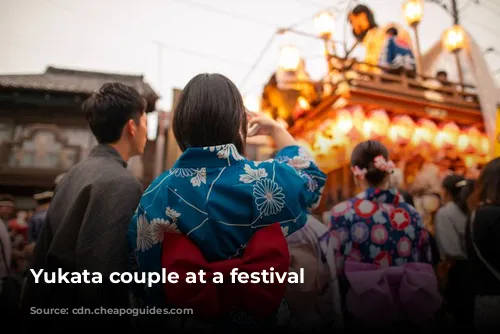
left=126, top=119, right=137, bottom=137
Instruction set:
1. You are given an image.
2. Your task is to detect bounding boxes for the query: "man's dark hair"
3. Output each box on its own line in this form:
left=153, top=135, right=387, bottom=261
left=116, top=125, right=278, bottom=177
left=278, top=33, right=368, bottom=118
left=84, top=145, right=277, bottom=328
left=173, top=73, right=247, bottom=153
left=348, top=4, right=378, bottom=42
left=386, top=27, right=398, bottom=36
left=82, top=83, right=147, bottom=144
left=351, top=140, right=390, bottom=186
left=436, top=70, right=448, bottom=79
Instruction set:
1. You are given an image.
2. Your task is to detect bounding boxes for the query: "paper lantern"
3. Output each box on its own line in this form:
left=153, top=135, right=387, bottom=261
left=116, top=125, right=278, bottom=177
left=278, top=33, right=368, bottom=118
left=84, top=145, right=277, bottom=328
left=467, top=127, right=482, bottom=153
left=279, top=45, right=301, bottom=71
left=364, top=109, right=390, bottom=139
left=479, top=134, right=490, bottom=157
left=388, top=115, right=415, bottom=145
left=335, top=106, right=365, bottom=137
left=457, top=127, right=481, bottom=154
left=443, top=25, right=465, bottom=53
left=411, top=118, right=437, bottom=146
left=464, top=155, right=477, bottom=169
left=434, top=122, right=460, bottom=149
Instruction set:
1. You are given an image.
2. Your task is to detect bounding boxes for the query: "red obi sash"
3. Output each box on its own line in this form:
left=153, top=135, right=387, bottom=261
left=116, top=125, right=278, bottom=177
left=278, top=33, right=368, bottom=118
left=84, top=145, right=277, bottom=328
left=161, top=223, right=290, bottom=318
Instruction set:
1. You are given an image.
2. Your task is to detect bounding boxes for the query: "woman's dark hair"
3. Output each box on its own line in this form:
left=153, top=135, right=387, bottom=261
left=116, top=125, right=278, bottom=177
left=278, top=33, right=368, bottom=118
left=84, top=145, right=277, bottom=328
left=351, top=140, right=390, bottom=186
left=398, top=189, right=415, bottom=206
left=441, top=174, right=466, bottom=203
left=456, top=179, right=476, bottom=215
left=468, top=157, right=500, bottom=210
left=173, top=73, right=247, bottom=153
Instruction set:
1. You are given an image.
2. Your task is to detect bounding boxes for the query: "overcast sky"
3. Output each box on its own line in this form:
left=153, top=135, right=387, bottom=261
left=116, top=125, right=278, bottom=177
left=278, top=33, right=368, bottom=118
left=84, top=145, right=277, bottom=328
left=1, top=0, right=499, bottom=110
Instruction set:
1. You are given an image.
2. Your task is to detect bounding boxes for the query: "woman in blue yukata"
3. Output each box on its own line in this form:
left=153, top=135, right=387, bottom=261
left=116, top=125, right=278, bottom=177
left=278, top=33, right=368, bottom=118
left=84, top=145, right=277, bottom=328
left=127, top=73, right=326, bottom=330
left=325, top=140, right=442, bottom=330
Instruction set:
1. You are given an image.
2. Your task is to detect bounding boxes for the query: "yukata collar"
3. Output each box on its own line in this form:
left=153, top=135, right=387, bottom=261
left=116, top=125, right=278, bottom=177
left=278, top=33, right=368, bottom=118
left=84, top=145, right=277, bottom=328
left=173, top=143, right=247, bottom=168
left=356, top=188, right=403, bottom=206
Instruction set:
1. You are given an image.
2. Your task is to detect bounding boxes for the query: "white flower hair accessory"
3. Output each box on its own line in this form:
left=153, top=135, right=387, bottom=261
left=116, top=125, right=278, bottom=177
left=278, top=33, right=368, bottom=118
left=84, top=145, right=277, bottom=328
left=373, top=155, right=395, bottom=174
left=351, top=165, right=368, bottom=179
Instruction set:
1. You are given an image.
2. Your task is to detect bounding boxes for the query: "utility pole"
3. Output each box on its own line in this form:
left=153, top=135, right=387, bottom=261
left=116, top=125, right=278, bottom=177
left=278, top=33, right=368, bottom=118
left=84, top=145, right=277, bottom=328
left=153, top=43, right=166, bottom=178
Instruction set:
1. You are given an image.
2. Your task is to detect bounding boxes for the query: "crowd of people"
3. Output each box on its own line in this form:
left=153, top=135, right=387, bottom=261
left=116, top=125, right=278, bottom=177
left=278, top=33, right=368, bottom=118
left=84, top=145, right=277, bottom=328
left=0, top=74, right=499, bottom=332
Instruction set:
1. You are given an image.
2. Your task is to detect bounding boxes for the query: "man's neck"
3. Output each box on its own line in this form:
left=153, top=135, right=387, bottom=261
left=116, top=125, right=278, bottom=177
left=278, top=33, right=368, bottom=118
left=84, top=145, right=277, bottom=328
left=107, top=142, right=130, bottom=162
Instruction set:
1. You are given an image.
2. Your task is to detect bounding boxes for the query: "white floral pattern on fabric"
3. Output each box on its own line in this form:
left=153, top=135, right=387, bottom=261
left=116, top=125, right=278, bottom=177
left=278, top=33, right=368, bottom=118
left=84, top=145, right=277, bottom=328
left=298, top=146, right=314, bottom=161
left=136, top=214, right=154, bottom=251
left=253, top=179, right=286, bottom=216
left=171, top=168, right=197, bottom=177
left=239, top=164, right=268, bottom=184
left=128, top=144, right=327, bottom=307
left=216, top=144, right=244, bottom=161
left=287, top=156, right=311, bottom=170
left=165, top=207, right=181, bottom=222
left=190, top=168, right=206, bottom=187
left=203, top=145, right=224, bottom=152
left=151, top=218, right=180, bottom=243
left=254, top=159, right=273, bottom=166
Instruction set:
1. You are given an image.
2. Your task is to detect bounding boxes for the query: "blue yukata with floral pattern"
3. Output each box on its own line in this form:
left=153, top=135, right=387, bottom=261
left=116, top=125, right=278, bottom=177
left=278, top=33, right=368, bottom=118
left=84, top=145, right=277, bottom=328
left=325, top=188, right=432, bottom=280
left=127, top=143, right=326, bottom=311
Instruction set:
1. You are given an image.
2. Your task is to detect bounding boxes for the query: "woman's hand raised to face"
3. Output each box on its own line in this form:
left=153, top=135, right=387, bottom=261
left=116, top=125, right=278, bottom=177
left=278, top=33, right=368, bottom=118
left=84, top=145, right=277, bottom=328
left=247, top=112, right=296, bottom=150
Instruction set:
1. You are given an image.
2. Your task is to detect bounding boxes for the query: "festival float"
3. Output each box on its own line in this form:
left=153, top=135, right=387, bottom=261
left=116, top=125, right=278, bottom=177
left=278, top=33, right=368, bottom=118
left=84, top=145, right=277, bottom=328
left=253, top=1, right=499, bottom=213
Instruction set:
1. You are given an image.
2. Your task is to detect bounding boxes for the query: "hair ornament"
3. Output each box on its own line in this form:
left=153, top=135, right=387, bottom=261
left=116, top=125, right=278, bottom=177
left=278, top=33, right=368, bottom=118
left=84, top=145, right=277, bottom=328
left=351, top=165, right=368, bottom=179
left=455, top=180, right=467, bottom=187
left=373, top=155, right=395, bottom=174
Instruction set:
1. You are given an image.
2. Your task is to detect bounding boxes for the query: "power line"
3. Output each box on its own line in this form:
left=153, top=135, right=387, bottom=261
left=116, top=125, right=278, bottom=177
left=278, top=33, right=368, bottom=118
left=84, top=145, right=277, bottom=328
left=153, top=41, right=256, bottom=68
left=166, top=0, right=278, bottom=28
left=239, top=34, right=276, bottom=91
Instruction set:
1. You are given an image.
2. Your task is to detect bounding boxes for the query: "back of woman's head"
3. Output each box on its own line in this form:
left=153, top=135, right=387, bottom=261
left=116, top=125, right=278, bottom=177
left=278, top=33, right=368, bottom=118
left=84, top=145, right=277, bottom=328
left=468, top=157, right=500, bottom=209
left=456, top=179, right=476, bottom=215
left=350, top=140, right=393, bottom=186
left=173, top=73, right=247, bottom=152
left=441, top=174, right=466, bottom=202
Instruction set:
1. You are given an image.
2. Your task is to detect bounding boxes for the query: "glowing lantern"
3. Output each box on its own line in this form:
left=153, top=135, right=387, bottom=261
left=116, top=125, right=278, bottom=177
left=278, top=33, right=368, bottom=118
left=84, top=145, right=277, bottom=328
left=364, top=110, right=390, bottom=139
left=403, top=0, right=423, bottom=26
left=314, top=11, right=335, bottom=39
left=293, top=96, right=311, bottom=119
left=335, top=109, right=353, bottom=134
left=467, top=127, right=482, bottom=152
left=464, top=155, right=477, bottom=169
left=334, top=106, right=365, bottom=137
left=458, top=127, right=481, bottom=154
left=297, top=96, right=310, bottom=110
left=434, top=122, right=460, bottom=149
left=411, top=118, right=437, bottom=146
left=457, top=132, right=471, bottom=152
left=279, top=45, right=301, bottom=71
left=388, top=115, right=415, bottom=145
left=479, top=134, right=490, bottom=157
left=443, top=25, right=465, bottom=53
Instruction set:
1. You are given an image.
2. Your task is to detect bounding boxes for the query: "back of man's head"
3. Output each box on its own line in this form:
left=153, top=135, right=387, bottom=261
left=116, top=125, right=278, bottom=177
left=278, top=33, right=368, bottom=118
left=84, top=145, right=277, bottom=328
left=386, top=27, right=398, bottom=37
left=82, top=83, right=146, bottom=144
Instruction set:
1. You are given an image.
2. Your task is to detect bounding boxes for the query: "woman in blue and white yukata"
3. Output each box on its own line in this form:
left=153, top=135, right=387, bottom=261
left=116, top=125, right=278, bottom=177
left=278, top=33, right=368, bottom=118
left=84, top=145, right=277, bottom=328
left=127, top=73, right=327, bottom=330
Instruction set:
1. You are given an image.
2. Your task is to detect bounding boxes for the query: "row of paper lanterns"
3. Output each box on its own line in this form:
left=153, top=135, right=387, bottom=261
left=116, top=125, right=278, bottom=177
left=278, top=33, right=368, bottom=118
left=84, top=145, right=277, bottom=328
left=309, top=107, right=490, bottom=158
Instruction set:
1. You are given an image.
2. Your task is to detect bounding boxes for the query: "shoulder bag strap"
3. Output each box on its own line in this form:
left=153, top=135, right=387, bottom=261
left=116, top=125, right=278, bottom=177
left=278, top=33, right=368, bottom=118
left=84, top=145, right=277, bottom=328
left=469, top=210, right=500, bottom=282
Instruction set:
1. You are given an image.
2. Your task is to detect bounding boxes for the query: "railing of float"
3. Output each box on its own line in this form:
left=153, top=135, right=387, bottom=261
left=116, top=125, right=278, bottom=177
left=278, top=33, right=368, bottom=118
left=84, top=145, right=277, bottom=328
left=327, top=55, right=480, bottom=105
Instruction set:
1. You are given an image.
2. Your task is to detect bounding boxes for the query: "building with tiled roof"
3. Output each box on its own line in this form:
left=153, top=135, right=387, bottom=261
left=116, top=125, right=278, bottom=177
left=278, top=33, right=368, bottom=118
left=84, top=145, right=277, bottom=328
left=0, top=66, right=159, bottom=209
